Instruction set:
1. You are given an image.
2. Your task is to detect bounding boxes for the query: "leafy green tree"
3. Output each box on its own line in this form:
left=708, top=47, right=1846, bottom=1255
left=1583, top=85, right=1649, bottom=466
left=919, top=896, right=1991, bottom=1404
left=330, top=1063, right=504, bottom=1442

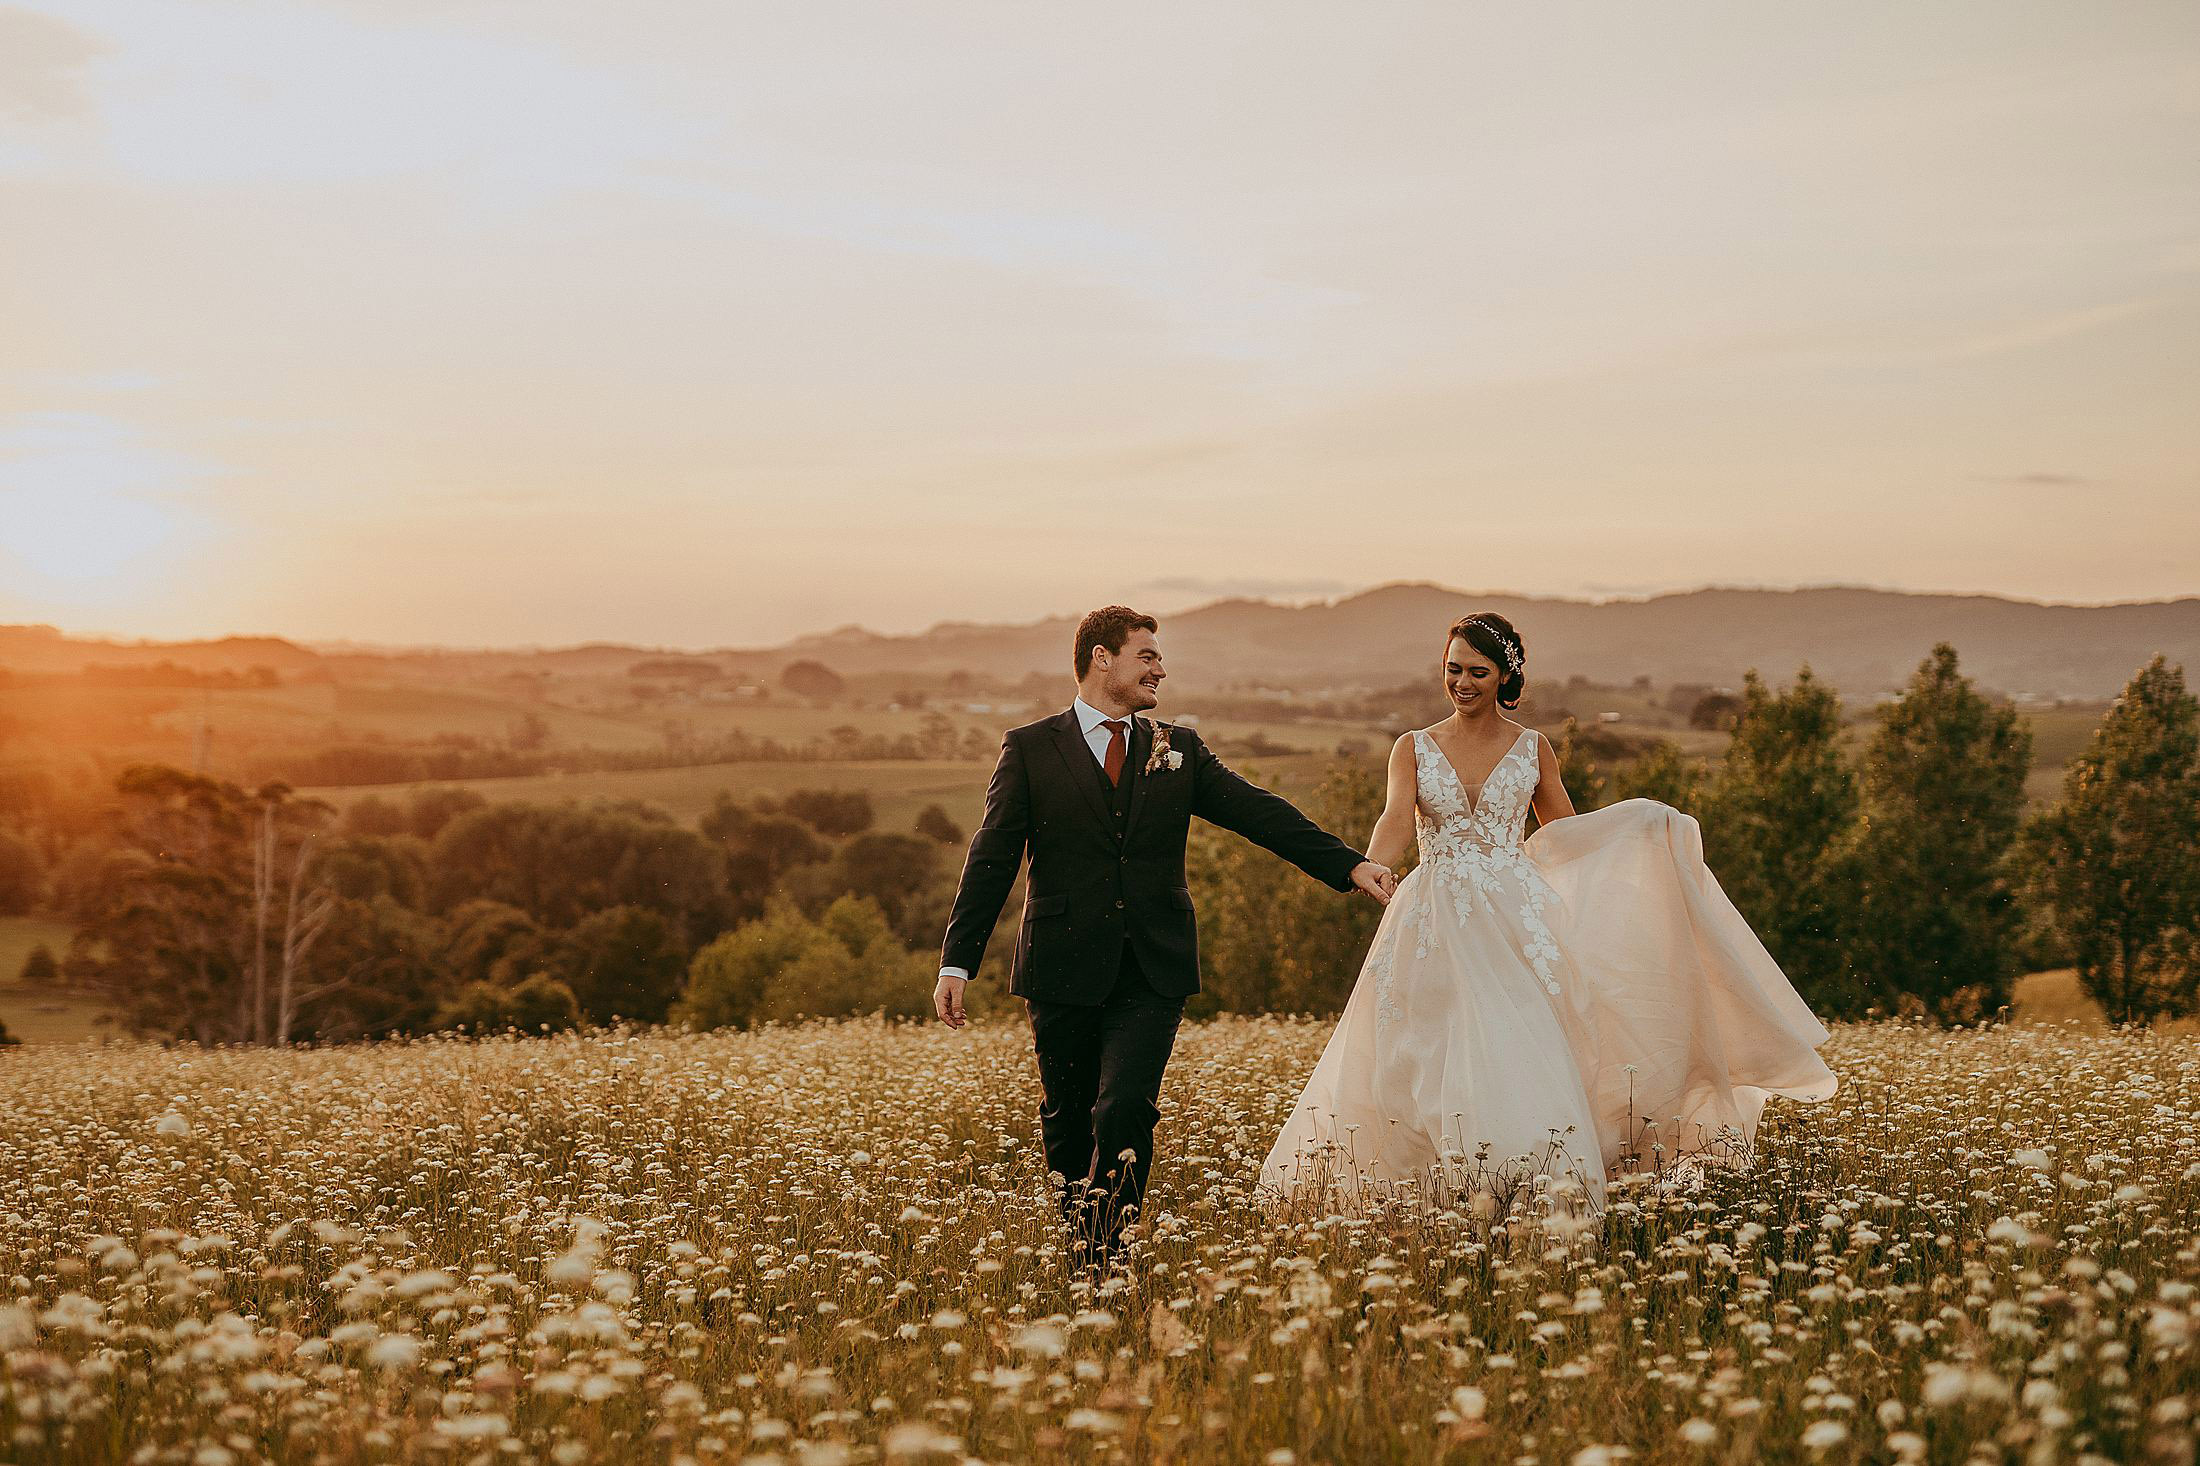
left=1699, top=668, right=1861, bottom=1015
left=776, top=789, right=874, bottom=836
left=1610, top=741, right=1706, bottom=813
left=551, top=904, right=687, bottom=1024
left=72, top=766, right=340, bottom=1044
left=697, top=793, right=753, bottom=845
left=307, top=896, right=446, bottom=1039
left=433, top=973, right=583, bottom=1034
left=317, top=834, right=429, bottom=905
left=800, top=831, right=942, bottom=941
left=676, top=903, right=817, bottom=1029
left=780, top=660, right=846, bottom=699
left=1849, top=644, right=2033, bottom=1022
left=813, top=892, right=897, bottom=956
left=440, top=900, right=552, bottom=988
left=2024, top=657, right=2200, bottom=1023
left=426, top=802, right=728, bottom=937
left=701, top=797, right=831, bottom=916
left=755, top=895, right=930, bottom=1023
left=1689, top=692, right=1745, bottom=731
left=341, top=795, right=409, bottom=838
left=17, top=943, right=58, bottom=987
left=914, top=804, right=963, bottom=845
left=1187, top=760, right=1390, bottom=1015
left=675, top=896, right=927, bottom=1028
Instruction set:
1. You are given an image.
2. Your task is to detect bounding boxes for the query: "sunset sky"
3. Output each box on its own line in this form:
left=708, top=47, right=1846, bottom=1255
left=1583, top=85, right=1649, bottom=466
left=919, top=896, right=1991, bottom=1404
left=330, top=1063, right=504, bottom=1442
left=3, top=0, right=2196, bottom=648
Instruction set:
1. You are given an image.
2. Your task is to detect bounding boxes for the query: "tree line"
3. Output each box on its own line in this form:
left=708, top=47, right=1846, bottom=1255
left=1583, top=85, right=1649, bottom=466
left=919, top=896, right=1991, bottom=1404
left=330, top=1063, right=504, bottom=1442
left=6, top=772, right=984, bottom=1043
left=1185, top=648, right=2197, bottom=1026
left=1559, top=647, right=2196, bottom=1024
left=6, top=644, right=2195, bottom=1039
left=274, top=716, right=999, bottom=789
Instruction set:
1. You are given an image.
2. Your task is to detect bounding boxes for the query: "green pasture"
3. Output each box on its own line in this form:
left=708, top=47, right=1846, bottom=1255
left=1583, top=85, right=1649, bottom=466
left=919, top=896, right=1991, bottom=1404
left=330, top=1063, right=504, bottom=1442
left=2018, top=703, right=2108, bottom=804
left=0, top=669, right=2096, bottom=807
left=152, top=683, right=672, bottom=753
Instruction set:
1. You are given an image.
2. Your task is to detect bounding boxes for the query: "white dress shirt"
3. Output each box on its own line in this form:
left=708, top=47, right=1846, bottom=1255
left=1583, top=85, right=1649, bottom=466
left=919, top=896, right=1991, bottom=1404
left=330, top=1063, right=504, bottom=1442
left=1070, top=695, right=1133, bottom=768
left=939, top=698, right=1130, bottom=981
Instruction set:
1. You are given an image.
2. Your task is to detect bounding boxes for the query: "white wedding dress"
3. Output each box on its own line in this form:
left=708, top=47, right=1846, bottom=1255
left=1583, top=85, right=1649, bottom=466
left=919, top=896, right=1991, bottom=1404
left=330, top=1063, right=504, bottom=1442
left=1260, top=726, right=1836, bottom=1213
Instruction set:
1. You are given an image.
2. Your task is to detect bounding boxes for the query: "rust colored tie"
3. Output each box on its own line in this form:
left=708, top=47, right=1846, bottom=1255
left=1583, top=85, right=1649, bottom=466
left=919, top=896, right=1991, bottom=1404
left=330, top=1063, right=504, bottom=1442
left=1101, top=719, right=1128, bottom=786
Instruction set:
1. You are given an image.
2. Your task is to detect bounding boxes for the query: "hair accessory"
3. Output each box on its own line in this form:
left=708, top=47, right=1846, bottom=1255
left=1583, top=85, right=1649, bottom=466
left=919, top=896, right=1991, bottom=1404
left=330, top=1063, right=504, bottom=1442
left=1465, top=616, right=1524, bottom=676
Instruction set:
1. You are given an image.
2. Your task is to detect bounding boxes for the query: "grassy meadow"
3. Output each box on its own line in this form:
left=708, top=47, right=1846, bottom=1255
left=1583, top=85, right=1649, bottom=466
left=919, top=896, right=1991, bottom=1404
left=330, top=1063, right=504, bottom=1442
left=303, top=759, right=999, bottom=836
left=0, top=952, right=2141, bottom=1050
left=2, top=1016, right=2195, bottom=1465
left=7, top=655, right=2177, bottom=1459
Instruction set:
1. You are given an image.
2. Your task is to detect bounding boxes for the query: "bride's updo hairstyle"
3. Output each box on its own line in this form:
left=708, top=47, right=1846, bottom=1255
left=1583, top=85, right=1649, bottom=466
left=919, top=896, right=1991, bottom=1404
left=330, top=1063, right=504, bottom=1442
left=1447, top=612, right=1527, bottom=710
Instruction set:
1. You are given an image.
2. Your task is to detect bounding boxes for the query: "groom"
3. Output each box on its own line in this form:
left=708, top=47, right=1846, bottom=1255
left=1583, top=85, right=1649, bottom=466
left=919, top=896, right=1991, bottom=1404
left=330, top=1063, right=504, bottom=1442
left=935, top=605, right=1393, bottom=1266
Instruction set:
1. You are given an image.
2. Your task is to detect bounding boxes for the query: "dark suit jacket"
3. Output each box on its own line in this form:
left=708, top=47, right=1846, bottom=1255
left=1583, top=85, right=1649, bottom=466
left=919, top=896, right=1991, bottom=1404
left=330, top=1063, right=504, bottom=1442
left=939, top=708, right=1366, bottom=1004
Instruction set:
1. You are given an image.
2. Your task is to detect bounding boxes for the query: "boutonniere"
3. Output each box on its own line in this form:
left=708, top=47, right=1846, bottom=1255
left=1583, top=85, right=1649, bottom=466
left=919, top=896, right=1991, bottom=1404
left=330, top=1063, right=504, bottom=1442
left=1143, top=721, right=1185, bottom=774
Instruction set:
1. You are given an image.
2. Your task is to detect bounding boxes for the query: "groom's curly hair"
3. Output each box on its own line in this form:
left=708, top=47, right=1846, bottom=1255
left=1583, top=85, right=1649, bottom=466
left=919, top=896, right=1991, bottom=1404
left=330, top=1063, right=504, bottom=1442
left=1448, top=612, right=1527, bottom=709
left=1074, top=605, right=1159, bottom=678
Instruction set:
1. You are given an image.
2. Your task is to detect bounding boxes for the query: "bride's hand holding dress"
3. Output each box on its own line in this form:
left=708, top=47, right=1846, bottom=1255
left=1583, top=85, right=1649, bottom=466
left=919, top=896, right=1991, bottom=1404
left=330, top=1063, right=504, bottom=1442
left=1260, top=722, right=1609, bottom=1209
left=1260, top=715, right=1838, bottom=1213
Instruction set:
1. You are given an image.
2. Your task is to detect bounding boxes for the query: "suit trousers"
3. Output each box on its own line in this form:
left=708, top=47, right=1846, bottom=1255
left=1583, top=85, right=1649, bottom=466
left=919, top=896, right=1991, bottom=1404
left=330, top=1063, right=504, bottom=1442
left=1025, top=943, right=1185, bottom=1260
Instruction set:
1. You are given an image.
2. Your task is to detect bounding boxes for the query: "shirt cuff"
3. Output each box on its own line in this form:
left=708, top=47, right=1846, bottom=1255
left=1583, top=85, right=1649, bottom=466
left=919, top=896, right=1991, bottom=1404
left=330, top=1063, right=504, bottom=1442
left=939, top=966, right=970, bottom=981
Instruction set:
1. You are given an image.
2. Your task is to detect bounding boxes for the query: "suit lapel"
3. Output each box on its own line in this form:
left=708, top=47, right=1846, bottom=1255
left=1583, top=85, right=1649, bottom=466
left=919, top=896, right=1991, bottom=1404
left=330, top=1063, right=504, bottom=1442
left=1047, top=708, right=1116, bottom=833
left=1123, top=715, right=1157, bottom=835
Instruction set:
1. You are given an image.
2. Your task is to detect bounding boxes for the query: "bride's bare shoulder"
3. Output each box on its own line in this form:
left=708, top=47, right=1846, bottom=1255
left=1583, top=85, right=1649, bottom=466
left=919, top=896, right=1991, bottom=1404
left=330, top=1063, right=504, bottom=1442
left=1503, top=719, right=1552, bottom=759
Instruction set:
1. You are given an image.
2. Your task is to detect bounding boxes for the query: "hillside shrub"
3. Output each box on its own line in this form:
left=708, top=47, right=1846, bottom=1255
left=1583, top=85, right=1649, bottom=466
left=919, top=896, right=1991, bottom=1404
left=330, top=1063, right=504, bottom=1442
left=677, top=896, right=928, bottom=1029
left=432, top=973, right=583, bottom=1035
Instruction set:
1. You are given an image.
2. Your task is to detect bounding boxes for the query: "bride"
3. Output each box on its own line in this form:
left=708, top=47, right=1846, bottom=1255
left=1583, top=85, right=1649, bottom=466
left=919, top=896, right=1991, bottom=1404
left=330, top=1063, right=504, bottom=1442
left=1259, top=612, right=1837, bottom=1212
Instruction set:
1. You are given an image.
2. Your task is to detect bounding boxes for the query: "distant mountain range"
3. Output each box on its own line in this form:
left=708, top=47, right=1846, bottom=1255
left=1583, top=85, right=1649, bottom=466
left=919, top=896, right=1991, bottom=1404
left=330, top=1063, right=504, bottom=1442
left=740, top=584, right=2200, bottom=701
left=4, top=584, right=2196, bottom=701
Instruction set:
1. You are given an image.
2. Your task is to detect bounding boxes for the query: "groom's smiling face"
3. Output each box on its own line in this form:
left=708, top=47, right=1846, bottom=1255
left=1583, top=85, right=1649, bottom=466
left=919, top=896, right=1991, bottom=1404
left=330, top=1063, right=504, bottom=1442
left=1096, top=629, right=1166, bottom=713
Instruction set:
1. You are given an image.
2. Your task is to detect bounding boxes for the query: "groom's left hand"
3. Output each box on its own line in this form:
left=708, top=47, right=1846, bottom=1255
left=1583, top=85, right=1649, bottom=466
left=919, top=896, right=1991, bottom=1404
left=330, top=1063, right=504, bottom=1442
left=1350, top=861, right=1395, bottom=906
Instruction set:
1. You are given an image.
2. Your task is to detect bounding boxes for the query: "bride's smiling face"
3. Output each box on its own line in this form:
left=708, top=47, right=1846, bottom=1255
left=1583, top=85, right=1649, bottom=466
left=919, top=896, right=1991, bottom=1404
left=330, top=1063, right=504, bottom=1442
left=1443, top=636, right=1500, bottom=716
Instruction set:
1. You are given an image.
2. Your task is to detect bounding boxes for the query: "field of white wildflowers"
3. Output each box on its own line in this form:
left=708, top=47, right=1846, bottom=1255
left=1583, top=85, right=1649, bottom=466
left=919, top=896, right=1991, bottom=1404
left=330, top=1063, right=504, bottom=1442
left=2, top=1017, right=2196, bottom=1466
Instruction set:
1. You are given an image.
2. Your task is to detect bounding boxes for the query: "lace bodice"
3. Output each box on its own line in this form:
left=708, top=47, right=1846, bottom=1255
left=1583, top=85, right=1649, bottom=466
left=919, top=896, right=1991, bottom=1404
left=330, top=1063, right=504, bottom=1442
left=1413, top=726, right=1540, bottom=858
left=1372, top=725, right=1565, bottom=1021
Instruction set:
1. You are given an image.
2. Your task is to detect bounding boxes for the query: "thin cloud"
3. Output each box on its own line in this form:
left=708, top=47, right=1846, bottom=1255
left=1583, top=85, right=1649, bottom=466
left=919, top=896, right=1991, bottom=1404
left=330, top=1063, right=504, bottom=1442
left=1939, top=298, right=2166, bottom=361
left=1972, top=471, right=2098, bottom=489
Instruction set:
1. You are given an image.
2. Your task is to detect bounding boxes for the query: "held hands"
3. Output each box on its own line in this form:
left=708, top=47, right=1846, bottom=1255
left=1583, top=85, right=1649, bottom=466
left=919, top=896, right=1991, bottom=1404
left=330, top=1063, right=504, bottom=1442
left=1350, top=860, right=1398, bottom=906
left=936, top=865, right=1393, bottom=1022
left=932, top=973, right=970, bottom=1029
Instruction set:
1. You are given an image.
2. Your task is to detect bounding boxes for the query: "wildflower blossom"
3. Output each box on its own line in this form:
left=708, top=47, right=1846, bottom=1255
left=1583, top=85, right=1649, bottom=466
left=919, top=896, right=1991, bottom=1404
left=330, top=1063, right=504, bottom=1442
left=0, top=1016, right=2187, bottom=1465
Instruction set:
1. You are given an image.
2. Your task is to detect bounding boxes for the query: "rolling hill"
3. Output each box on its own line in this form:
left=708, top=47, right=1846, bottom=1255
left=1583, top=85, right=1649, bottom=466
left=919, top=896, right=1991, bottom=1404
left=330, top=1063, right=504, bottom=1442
left=6, top=583, right=2196, bottom=701
left=735, top=584, right=2200, bottom=700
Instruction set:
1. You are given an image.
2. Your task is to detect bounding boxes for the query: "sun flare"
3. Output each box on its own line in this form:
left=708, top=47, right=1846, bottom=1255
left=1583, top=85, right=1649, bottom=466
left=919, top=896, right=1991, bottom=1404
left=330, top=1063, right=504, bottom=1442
left=0, top=486, right=182, bottom=587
